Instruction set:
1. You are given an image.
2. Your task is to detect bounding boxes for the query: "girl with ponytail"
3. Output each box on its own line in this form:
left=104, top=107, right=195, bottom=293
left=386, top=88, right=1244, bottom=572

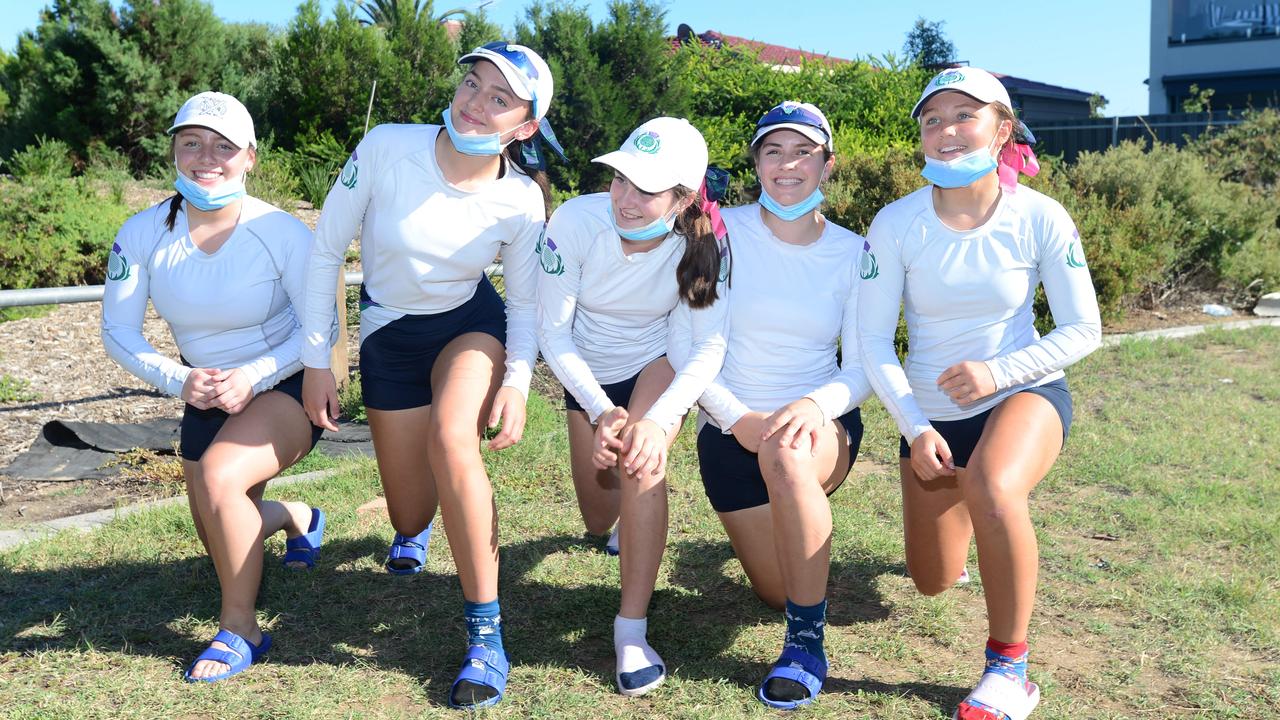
left=536, top=116, right=729, bottom=698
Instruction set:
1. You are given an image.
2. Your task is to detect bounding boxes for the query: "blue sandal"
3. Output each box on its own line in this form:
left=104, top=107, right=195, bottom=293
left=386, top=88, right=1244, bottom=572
left=385, top=523, right=432, bottom=575
left=447, top=645, right=509, bottom=710
left=756, top=647, right=827, bottom=710
left=183, top=629, right=271, bottom=683
left=282, top=508, right=326, bottom=570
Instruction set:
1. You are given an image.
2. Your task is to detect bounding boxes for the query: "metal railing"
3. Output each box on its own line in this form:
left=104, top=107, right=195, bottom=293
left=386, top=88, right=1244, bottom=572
left=0, top=264, right=504, bottom=309
left=1031, top=111, right=1245, bottom=162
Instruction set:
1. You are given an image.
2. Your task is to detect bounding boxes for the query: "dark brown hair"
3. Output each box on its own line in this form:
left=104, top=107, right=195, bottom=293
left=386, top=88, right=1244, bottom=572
left=670, top=185, right=724, bottom=309
left=742, top=137, right=833, bottom=203
left=503, top=142, right=553, bottom=220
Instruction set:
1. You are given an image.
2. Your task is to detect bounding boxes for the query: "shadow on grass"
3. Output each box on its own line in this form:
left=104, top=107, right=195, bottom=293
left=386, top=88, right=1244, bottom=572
left=1, top=530, right=961, bottom=711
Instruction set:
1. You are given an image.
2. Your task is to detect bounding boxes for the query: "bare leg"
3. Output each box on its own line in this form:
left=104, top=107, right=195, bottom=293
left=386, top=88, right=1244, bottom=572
left=184, top=391, right=314, bottom=680
left=425, top=332, right=504, bottom=604
left=566, top=409, right=620, bottom=536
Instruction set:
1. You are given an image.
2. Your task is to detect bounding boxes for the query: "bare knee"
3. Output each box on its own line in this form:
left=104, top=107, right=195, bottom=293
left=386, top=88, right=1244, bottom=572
left=759, top=439, right=814, bottom=497
left=964, top=469, right=1030, bottom=524
left=426, top=419, right=482, bottom=474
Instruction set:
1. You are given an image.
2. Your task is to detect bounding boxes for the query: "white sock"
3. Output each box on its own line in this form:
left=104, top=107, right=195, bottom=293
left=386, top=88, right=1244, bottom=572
left=613, top=614, right=664, bottom=678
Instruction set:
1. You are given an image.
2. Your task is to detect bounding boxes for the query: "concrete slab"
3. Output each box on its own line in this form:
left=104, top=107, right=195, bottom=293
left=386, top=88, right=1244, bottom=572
left=1254, top=292, right=1280, bottom=317
left=0, top=468, right=339, bottom=552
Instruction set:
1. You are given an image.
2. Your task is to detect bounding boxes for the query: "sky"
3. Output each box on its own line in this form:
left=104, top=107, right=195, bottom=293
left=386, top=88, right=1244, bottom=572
left=0, top=0, right=1153, bottom=116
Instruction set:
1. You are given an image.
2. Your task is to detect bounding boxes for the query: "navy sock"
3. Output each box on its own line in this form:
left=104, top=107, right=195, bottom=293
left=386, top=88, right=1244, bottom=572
left=782, top=599, right=827, bottom=664
left=463, top=599, right=504, bottom=654
left=764, top=599, right=827, bottom=703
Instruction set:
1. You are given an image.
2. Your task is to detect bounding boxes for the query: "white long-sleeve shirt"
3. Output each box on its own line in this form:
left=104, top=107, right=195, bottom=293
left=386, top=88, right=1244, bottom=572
left=680, top=203, right=872, bottom=433
left=302, top=123, right=544, bottom=397
left=536, top=193, right=728, bottom=431
left=101, top=196, right=316, bottom=398
left=858, top=184, right=1102, bottom=442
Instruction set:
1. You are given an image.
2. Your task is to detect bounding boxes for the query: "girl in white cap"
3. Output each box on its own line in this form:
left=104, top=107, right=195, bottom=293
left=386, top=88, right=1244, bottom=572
left=536, top=117, right=729, bottom=697
left=681, top=100, right=871, bottom=710
left=858, top=67, right=1102, bottom=720
left=102, top=91, right=329, bottom=683
left=301, top=42, right=563, bottom=709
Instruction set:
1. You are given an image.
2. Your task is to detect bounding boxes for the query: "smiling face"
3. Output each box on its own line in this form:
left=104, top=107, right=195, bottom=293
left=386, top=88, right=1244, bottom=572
left=173, top=127, right=254, bottom=188
left=449, top=59, right=538, bottom=143
left=917, top=91, right=1012, bottom=162
left=753, top=128, right=833, bottom=204
left=608, top=172, right=688, bottom=231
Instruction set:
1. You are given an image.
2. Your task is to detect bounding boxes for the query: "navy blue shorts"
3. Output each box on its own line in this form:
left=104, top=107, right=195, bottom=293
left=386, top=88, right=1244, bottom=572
left=562, top=365, right=652, bottom=415
left=359, top=277, right=507, bottom=411
left=898, top=377, right=1073, bottom=469
left=179, top=370, right=323, bottom=462
left=698, top=409, right=864, bottom=513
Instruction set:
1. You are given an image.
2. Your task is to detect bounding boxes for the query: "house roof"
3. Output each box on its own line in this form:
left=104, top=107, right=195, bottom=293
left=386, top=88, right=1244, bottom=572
left=674, top=24, right=852, bottom=67
left=991, top=72, right=1097, bottom=102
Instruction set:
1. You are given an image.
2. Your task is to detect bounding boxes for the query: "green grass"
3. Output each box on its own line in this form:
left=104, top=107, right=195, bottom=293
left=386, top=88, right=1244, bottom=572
left=2, top=328, right=1279, bottom=718
left=0, top=373, right=38, bottom=403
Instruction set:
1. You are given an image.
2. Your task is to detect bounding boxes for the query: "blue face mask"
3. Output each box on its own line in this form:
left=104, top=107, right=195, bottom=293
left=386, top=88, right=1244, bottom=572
left=173, top=162, right=246, bottom=211
left=920, top=136, right=999, bottom=188
left=610, top=205, right=677, bottom=242
left=759, top=186, right=824, bottom=222
left=441, top=105, right=526, bottom=157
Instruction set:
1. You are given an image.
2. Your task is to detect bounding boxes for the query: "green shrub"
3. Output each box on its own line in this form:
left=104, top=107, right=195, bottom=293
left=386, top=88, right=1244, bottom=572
left=1192, top=108, right=1280, bottom=190
left=339, top=370, right=367, bottom=424
left=823, top=146, right=925, bottom=235
left=7, top=136, right=74, bottom=180
left=0, top=176, right=132, bottom=290
left=247, top=141, right=299, bottom=211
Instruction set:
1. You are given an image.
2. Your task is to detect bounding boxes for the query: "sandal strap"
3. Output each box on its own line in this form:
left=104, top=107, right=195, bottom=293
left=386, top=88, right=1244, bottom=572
left=449, top=645, right=509, bottom=708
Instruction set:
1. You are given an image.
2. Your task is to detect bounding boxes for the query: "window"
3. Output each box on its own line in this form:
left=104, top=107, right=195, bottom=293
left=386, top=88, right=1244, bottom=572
left=1170, top=0, right=1280, bottom=43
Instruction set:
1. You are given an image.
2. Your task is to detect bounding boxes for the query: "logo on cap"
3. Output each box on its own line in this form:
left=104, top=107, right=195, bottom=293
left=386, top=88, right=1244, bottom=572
left=633, top=131, right=661, bottom=154
left=195, top=95, right=229, bottom=118
left=935, top=71, right=964, bottom=87
left=780, top=101, right=801, bottom=115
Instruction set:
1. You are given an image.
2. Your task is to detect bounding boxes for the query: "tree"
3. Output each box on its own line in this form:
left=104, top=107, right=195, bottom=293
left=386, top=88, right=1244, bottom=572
left=515, top=0, right=689, bottom=192
left=1088, top=92, right=1108, bottom=118
left=903, top=17, right=955, bottom=68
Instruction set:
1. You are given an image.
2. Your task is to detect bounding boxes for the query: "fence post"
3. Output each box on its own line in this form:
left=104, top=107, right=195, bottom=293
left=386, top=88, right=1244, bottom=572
left=1111, top=116, right=1120, bottom=148
left=330, top=273, right=348, bottom=386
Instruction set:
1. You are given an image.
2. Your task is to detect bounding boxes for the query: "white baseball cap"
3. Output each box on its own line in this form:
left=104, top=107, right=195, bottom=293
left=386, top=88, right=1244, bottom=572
left=167, top=91, right=256, bottom=149
left=911, top=66, right=1012, bottom=118
left=751, top=101, right=834, bottom=153
left=458, top=42, right=554, bottom=121
left=592, top=117, right=709, bottom=193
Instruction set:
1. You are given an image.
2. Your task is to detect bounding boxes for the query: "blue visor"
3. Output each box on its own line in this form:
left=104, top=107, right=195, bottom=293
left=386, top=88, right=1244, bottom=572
left=756, top=103, right=829, bottom=139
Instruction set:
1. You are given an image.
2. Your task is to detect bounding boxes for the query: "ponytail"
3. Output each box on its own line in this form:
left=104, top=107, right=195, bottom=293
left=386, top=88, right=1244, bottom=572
left=163, top=194, right=183, bottom=232
left=672, top=186, right=723, bottom=309
left=503, top=143, right=553, bottom=220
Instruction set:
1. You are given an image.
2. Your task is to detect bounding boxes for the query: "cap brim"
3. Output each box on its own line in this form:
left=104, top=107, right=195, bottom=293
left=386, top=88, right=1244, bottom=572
left=166, top=121, right=253, bottom=149
left=591, top=151, right=674, bottom=194
left=751, top=123, right=830, bottom=150
left=459, top=50, right=535, bottom=103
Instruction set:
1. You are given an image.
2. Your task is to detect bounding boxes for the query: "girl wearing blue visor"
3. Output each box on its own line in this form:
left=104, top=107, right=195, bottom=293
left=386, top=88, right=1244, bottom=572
left=102, top=91, right=328, bottom=683
left=537, top=117, right=729, bottom=697
left=685, top=101, right=872, bottom=710
left=858, top=67, right=1101, bottom=720
left=301, top=42, right=564, bottom=710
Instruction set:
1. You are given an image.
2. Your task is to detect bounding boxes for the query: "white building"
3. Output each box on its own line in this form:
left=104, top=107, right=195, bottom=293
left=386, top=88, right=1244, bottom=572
left=1150, top=1, right=1280, bottom=113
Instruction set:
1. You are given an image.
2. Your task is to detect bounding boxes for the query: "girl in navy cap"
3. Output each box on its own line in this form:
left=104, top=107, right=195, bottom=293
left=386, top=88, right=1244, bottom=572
left=858, top=67, right=1101, bottom=720
left=301, top=42, right=564, bottom=709
left=102, top=91, right=328, bottom=683
left=680, top=101, right=872, bottom=710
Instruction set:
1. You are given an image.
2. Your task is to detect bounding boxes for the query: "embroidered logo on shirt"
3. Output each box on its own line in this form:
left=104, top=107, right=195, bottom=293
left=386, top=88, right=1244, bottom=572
left=339, top=150, right=358, bottom=189
left=536, top=225, right=564, bottom=275
left=1066, top=229, right=1087, bottom=268
left=859, top=240, right=880, bottom=280
left=106, top=242, right=130, bottom=282
left=633, top=130, right=661, bottom=154
left=717, top=245, right=730, bottom=282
